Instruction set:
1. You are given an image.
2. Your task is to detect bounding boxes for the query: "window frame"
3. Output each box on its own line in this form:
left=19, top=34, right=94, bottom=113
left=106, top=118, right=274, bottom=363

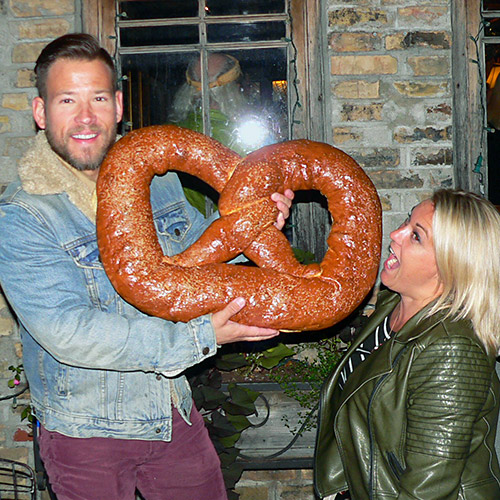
left=82, top=0, right=330, bottom=143
left=83, top=0, right=332, bottom=259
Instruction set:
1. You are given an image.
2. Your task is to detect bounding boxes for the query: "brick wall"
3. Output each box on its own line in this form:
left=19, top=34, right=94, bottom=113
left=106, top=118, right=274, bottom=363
left=328, top=0, right=453, bottom=255
left=0, top=0, right=454, bottom=498
left=0, top=0, right=77, bottom=481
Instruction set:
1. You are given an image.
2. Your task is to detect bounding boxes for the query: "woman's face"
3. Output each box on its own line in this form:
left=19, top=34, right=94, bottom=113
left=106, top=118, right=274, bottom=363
left=381, top=199, right=443, bottom=306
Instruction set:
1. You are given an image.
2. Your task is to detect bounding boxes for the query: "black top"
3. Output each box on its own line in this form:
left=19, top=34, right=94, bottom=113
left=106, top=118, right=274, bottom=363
left=338, top=315, right=392, bottom=391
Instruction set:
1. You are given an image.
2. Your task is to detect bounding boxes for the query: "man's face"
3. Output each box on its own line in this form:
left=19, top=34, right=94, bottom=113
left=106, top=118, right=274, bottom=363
left=32, top=58, right=123, bottom=174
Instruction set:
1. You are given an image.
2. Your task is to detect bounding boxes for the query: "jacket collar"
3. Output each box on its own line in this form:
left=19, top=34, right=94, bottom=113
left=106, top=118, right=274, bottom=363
left=362, top=290, right=450, bottom=344
left=18, top=131, right=96, bottom=221
left=327, top=291, right=449, bottom=400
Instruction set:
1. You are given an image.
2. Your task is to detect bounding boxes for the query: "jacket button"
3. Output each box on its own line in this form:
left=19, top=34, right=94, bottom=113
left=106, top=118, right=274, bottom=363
left=174, top=228, right=181, bottom=236
left=202, top=347, right=210, bottom=355
left=156, top=374, right=162, bottom=380
left=156, top=428, right=161, bottom=434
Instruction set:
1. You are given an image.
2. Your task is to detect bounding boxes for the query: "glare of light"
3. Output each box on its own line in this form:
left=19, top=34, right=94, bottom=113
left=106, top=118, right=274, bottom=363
left=237, top=118, right=269, bottom=149
left=272, top=80, right=287, bottom=93
left=487, top=65, right=500, bottom=88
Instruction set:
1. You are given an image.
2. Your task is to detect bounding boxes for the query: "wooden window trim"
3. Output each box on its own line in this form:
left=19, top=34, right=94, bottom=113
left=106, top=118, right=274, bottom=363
left=82, top=0, right=117, bottom=57
left=451, top=0, right=486, bottom=194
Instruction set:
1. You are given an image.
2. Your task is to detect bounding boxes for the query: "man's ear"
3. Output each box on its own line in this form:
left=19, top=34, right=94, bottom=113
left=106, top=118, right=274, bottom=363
left=115, top=90, right=124, bottom=123
left=32, top=97, right=47, bottom=130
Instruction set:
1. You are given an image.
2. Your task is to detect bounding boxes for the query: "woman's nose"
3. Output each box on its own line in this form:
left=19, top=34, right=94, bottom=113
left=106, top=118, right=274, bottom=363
left=389, top=224, right=406, bottom=242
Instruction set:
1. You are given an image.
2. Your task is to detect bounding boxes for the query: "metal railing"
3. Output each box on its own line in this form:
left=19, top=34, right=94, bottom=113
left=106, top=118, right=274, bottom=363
left=0, top=458, right=36, bottom=500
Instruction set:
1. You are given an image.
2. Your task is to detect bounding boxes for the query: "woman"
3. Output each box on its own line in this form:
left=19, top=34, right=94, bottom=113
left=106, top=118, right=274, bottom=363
left=314, top=189, right=500, bottom=499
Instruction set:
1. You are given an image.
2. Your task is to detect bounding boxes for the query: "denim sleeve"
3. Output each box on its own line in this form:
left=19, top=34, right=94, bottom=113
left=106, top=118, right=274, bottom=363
left=0, top=202, right=218, bottom=376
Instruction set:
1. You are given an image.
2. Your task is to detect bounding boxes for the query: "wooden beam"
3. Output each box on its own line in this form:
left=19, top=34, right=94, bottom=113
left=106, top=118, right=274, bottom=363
left=451, top=0, right=486, bottom=195
left=82, top=0, right=117, bottom=57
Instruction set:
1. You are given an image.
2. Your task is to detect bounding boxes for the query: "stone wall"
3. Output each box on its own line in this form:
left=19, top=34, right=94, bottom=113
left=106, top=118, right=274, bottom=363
left=0, top=0, right=454, bottom=498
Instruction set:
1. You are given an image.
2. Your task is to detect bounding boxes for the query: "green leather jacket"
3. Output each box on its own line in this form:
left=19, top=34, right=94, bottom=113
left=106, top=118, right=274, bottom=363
left=314, top=290, right=500, bottom=500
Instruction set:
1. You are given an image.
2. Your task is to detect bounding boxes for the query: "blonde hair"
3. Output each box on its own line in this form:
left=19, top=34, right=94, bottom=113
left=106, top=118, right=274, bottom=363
left=428, top=189, right=500, bottom=354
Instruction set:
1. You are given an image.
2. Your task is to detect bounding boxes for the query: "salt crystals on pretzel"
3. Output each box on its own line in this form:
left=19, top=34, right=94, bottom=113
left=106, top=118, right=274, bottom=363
left=96, top=125, right=382, bottom=331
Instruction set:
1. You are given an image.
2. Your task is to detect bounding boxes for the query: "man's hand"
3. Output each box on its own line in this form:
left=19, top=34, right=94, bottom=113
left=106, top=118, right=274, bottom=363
left=212, top=297, right=280, bottom=345
left=272, top=189, right=294, bottom=230
left=212, top=190, right=293, bottom=344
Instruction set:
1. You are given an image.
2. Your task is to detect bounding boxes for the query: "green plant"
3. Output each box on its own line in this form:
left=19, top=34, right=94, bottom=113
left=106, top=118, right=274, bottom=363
left=188, top=341, right=322, bottom=499
left=7, top=364, right=33, bottom=423
left=7, top=364, right=23, bottom=388
left=267, top=337, right=344, bottom=434
left=188, top=352, right=262, bottom=500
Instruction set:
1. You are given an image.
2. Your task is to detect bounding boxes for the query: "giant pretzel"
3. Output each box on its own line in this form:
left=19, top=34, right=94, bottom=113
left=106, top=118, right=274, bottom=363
left=96, top=125, right=382, bottom=331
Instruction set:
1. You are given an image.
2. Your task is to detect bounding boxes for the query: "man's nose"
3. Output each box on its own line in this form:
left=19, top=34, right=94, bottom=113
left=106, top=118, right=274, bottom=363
left=76, top=102, right=96, bottom=124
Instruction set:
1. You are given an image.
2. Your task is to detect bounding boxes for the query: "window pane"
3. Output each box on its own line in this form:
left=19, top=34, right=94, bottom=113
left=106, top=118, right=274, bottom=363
left=119, top=0, right=198, bottom=20
left=163, top=48, right=289, bottom=154
left=206, top=0, right=285, bottom=16
left=485, top=17, right=500, bottom=37
left=486, top=42, right=500, bottom=204
left=120, top=25, right=199, bottom=47
left=121, top=52, right=198, bottom=130
left=483, top=1, right=500, bottom=11
left=207, top=22, right=286, bottom=43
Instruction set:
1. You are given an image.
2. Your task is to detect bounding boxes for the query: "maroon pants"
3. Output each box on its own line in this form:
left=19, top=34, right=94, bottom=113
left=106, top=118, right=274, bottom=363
left=38, top=406, right=227, bottom=500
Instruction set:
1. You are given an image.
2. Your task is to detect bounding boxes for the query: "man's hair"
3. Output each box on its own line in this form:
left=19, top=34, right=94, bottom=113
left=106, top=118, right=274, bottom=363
left=428, top=189, right=500, bottom=354
left=35, top=33, right=117, bottom=100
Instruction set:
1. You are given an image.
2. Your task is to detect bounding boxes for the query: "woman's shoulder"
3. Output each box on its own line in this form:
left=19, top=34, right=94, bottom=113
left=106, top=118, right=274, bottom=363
left=417, top=315, right=494, bottom=364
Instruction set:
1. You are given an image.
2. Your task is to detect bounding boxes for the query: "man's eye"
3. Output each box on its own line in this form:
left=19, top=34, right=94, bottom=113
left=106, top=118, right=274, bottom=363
left=95, top=96, right=107, bottom=102
left=412, top=231, right=421, bottom=242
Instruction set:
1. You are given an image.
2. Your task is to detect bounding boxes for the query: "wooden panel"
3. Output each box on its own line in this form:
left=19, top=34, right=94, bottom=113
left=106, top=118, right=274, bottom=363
left=290, top=0, right=331, bottom=260
left=82, top=0, right=117, bottom=56
left=233, top=384, right=316, bottom=464
left=291, top=0, right=330, bottom=143
left=451, top=0, right=485, bottom=195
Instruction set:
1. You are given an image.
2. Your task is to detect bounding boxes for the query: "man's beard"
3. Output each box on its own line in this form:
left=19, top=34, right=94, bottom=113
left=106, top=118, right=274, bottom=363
left=45, top=124, right=117, bottom=172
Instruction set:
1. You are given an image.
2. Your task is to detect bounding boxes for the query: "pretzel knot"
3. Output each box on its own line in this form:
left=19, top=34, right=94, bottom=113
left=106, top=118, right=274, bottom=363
left=96, top=125, right=382, bottom=331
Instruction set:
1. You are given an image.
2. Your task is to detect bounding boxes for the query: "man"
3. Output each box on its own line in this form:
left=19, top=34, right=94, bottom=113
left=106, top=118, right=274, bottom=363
left=0, top=34, right=292, bottom=500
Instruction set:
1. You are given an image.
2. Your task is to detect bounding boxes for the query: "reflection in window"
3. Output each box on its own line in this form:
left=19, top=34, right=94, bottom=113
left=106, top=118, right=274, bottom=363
left=117, top=0, right=292, bottom=155
left=166, top=50, right=287, bottom=156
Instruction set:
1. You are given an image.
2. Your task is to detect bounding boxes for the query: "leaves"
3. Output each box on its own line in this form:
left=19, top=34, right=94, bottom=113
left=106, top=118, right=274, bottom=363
left=215, top=352, right=248, bottom=371
left=255, top=344, right=295, bottom=369
left=199, top=385, right=227, bottom=410
left=183, top=187, right=211, bottom=216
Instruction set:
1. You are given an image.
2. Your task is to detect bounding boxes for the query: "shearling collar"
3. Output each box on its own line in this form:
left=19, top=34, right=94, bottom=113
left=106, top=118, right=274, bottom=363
left=18, top=131, right=96, bottom=221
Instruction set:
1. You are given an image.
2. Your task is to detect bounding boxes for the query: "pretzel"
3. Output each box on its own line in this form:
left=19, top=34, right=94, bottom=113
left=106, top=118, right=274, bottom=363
left=96, top=125, right=382, bottom=331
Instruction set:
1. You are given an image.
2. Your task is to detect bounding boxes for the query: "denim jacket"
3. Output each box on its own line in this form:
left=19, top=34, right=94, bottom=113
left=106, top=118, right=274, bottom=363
left=0, top=132, right=220, bottom=441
